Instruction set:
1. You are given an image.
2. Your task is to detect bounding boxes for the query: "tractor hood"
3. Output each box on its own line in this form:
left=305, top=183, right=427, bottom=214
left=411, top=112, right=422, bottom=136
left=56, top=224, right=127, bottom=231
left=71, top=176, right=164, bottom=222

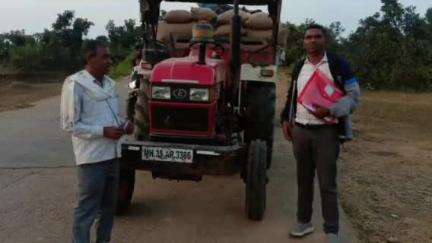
left=151, top=55, right=226, bottom=86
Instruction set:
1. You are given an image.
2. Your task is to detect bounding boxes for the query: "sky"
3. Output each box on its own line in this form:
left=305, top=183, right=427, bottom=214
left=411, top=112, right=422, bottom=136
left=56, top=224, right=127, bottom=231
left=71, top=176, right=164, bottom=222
left=0, top=0, right=430, bottom=38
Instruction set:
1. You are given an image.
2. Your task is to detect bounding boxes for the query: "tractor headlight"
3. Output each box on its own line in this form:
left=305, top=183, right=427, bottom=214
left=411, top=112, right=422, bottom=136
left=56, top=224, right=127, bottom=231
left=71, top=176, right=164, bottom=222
left=152, top=86, right=171, bottom=100
left=190, top=88, right=209, bottom=102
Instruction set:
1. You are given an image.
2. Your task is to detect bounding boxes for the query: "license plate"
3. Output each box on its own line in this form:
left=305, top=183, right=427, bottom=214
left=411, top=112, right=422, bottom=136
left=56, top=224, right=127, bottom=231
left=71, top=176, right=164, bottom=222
left=142, top=146, right=193, bottom=163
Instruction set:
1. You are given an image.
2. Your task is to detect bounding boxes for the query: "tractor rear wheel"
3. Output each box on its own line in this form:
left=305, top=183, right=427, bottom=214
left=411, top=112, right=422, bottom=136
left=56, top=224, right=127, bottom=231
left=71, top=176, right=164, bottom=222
left=116, top=169, right=135, bottom=214
left=126, top=92, right=137, bottom=122
left=134, top=79, right=150, bottom=140
left=245, top=139, right=267, bottom=221
left=244, top=83, right=275, bottom=169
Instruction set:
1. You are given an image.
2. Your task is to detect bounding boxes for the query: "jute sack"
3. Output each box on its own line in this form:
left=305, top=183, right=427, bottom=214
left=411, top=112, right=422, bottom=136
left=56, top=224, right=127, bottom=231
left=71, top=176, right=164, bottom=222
left=191, top=8, right=217, bottom=22
left=156, top=21, right=194, bottom=43
left=165, top=10, right=193, bottom=23
left=244, top=12, right=273, bottom=30
left=214, top=24, right=246, bottom=37
left=217, top=9, right=249, bottom=25
left=244, top=29, right=273, bottom=42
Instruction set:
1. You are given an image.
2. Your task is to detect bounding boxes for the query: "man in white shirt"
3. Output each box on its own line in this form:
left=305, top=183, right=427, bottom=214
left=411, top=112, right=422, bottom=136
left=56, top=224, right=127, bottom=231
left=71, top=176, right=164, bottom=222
left=280, top=24, right=360, bottom=243
left=294, top=52, right=337, bottom=125
left=61, top=40, right=132, bottom=243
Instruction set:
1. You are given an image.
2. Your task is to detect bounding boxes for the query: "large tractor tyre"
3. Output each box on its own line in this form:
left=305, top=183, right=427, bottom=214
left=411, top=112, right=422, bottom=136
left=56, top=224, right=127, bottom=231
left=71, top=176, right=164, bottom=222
left=244, top=83, right=276, bottom=169
left=245, top=140, right=267, bottom=221
left=126, top=93, right=137, bottom=122
left=116, top=169, right=135, bottom=215
left=134, top=80, right=150, bottom=140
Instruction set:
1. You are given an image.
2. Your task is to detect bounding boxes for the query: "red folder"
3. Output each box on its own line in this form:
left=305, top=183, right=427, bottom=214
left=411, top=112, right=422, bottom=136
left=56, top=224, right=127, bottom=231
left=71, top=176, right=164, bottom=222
left=298, top=70, right=344, bottom=112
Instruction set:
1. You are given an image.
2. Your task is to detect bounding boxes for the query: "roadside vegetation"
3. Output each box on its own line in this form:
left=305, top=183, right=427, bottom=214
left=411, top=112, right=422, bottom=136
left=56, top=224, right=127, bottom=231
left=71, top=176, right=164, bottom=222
left=1, top=0, right=431, bottom=90
left=282, top=0, right=432, bottom=91
left=0, top=10, right=141, bottom=79
left=109, top=53, right=134, bottom=80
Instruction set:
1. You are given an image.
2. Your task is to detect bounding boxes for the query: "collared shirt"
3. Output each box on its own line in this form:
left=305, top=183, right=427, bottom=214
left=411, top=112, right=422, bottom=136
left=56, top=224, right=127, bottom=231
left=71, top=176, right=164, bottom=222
left=60, top=70, right=124, bottom=165
left=94, top=79, right=104, bottom=88
left=295, top=53, right=337, bottom=125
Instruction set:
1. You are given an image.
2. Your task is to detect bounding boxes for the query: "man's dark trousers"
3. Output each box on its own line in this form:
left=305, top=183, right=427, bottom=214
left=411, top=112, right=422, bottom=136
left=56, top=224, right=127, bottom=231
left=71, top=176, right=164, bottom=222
left=292, top=124, right=340, bottom=234
left=72, top=158, right=119, bottom=243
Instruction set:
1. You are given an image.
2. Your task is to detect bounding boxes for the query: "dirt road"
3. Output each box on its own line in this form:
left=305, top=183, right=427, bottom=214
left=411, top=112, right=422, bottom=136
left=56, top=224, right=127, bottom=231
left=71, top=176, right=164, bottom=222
left=0, top=77, right=359, bottom=242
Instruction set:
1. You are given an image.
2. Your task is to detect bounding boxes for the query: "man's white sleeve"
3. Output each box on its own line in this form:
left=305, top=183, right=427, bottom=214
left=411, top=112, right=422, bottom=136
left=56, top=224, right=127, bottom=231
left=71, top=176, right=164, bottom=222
left=60, top=79, right=104, bottom=139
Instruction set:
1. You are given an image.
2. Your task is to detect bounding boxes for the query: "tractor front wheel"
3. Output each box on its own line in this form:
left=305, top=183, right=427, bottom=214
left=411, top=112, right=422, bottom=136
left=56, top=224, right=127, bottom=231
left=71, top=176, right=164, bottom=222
left=243, top=83, right=275, bottom=169
left=116, top=169, right=135, bottom=215
left=245, top=139, right=267, bottom=221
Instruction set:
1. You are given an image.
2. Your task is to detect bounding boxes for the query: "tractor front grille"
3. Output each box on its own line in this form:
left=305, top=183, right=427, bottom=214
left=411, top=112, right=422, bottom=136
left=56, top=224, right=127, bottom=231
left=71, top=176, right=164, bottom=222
left=151, top=106, right=209, bottom=132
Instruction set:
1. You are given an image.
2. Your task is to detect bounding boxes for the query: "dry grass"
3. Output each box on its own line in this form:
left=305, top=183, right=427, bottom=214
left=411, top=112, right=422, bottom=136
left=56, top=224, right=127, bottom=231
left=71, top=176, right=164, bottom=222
left=357, top=91, right=432, bottom=143
left=339, top=90, right=432, bottom=243
left=0, top=81, right=62, bottom=112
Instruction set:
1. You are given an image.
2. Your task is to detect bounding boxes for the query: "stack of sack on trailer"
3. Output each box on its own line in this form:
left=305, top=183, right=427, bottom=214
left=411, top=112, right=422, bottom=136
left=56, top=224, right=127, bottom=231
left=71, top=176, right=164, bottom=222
left=244, top=12, right=273, bottom=43
left=214, top=9, right=249, bottom=38
left=156, top=9, right=273, bottom=45
left=214, top=10, right=273, bottom=44
left=156, top=10, right=195, bottom=44
left=157, top=8, right=218, bottom=44
left=191, top=7, right=217, bottom=24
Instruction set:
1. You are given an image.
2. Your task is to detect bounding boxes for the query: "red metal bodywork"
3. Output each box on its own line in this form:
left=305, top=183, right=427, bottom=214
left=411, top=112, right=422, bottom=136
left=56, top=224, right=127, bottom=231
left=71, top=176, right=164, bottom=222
left=149, top=49, right=226, bottom=138
left=151, top=51, right=227, bottom=86
left=149, top=101, right=217, bottom=137
left=148, top=44, right=275, bottom=139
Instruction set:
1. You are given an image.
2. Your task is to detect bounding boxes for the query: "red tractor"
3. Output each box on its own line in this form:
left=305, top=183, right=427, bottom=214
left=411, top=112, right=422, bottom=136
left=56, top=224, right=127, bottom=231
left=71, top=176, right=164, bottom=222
left=119, top=0, right=282, bottom=220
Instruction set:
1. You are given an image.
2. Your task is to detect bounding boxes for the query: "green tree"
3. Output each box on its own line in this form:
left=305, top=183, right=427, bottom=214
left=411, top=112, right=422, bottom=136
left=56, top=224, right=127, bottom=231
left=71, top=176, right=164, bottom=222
left=9, top=43, right=44, bottom=72
left=4, top=30, right=35, bottom=47
left=39, top=10, right=93, bottom=71
left=426, top=8, right=432, bottom=24
left=106, top=19, right=142, bottom=62
left=281, top=19, right=345, bottom=66
left=343, top=0, right=432, bottom=90
left=4, top=10, right=94, bottom=72
left=95, top=35, right=110, bottom=45
left=0, top=34, right=12, bottom=63
left=381, top=0, right=405, bottom=31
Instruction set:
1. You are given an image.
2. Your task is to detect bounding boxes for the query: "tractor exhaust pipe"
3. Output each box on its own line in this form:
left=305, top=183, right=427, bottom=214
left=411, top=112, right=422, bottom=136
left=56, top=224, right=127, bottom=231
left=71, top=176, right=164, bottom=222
left=231, top=0, right=241, bottom=76
left=231, top=0, right=241, bottom=107
left=192, top=23, right=214, bottom=65
left=198, top=43, right=206, bottom=64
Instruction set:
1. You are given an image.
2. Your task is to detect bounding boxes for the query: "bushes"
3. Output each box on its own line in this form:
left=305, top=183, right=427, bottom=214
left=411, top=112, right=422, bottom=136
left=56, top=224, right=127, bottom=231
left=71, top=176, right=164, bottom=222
left=0, top=11, right=93, bottom=73
left=0, top=11, right=142, bottom=77
left=342, top=1, right=432, bottom=91
left=9, top=43, right=44, bottom=72
left=281, top=0, right=432, bottom=91
left=109, top=53, right=134, bottom=80
left=106, top=19, right=142, bottom=63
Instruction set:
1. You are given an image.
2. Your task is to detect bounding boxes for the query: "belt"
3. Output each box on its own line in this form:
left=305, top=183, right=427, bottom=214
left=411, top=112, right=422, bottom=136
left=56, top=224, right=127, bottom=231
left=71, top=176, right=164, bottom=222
left=295, top=122, right=338, bottom=129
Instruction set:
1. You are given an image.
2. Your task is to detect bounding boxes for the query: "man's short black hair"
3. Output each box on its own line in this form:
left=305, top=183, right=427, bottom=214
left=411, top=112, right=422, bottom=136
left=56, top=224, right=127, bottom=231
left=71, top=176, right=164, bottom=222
left=83, top=40, right=108, bottom=64
left=305, top=24, right=328, bottom=39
